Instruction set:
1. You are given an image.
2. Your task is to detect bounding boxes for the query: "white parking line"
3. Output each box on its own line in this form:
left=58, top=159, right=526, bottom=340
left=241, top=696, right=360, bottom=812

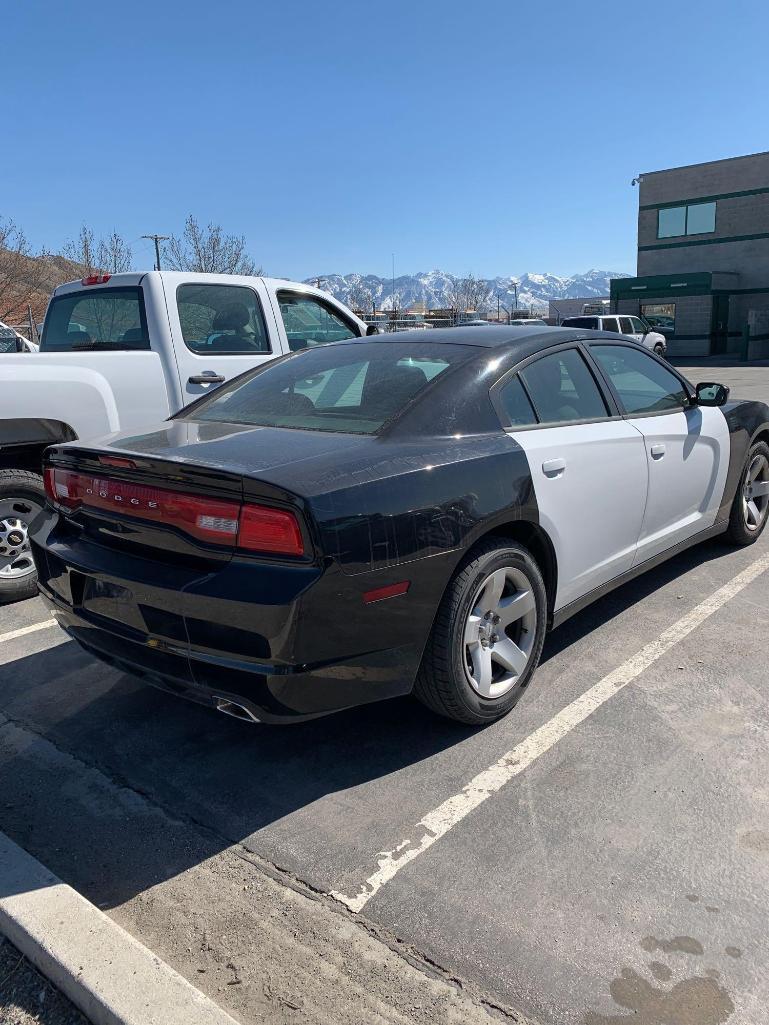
left=0, top=620, right=57, bottom=645
left=332, top=550, right=769, bottom=913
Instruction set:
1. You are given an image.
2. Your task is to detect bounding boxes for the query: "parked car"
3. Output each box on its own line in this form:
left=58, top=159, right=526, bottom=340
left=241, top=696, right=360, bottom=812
left=0, top=323, right=36, bottom=353
left=0, top=272, right=370, bottom=600
left=561, top=314, right=667, bottom=355
left=33, top=326, right=769, bottom=725
left=510, top=318, right=547, bottom=326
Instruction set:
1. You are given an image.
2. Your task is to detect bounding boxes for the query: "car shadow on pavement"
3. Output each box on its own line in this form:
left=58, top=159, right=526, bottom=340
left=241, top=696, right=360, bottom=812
left=0, top=538, right=739, bottom=911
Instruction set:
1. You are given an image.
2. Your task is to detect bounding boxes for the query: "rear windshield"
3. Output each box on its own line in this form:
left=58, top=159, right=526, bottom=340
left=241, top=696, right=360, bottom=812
left=562, top=317, right=597, bottom=329
left=181, top=341, right=470, bottom=434
left=41, top=287, right=149, bottom=351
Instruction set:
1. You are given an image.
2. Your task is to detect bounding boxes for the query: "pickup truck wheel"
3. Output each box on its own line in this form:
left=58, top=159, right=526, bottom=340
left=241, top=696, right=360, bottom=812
left=0, top=469, right=45, bottom=603
left=653, top=342, right=666, bottom=356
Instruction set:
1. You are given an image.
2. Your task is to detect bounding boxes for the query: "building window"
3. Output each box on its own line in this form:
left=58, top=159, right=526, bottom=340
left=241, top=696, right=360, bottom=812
left=657, top=202, right=716, bottom=239
left=641, top=303, right=676, bottom=335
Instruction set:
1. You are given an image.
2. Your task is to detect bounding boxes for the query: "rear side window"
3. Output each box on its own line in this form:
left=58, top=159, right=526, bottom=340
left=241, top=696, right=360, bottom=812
left=520, top=349, right=608, bottom=425
left=41, top=287, right=148, bottom=351
left=497, top=375, right=538, bottom=427
left=620, top=317, right=636, bottom=335
left=184, top=342, right=469, bottom=434
left=601, top=317, right=621, bottom=333
left=177, top=283, right=270, bottom=355
left=277, top=292, right=359, bottom=351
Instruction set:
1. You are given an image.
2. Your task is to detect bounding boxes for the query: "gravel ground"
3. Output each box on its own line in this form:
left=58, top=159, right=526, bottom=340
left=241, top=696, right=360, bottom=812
left=0, top=939, right=89, bottom=1025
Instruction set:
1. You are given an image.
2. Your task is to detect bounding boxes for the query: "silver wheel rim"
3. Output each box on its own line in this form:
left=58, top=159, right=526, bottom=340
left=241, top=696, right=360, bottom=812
left=463, top=567, right=537, bottom=699
left=743, top=454, right=769, bottom=532
left=0, top=496, right=41, bottom=580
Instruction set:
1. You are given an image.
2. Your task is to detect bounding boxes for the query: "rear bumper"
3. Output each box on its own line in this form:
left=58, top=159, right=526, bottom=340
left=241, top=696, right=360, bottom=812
left=31, top=519, right=434, bottom=722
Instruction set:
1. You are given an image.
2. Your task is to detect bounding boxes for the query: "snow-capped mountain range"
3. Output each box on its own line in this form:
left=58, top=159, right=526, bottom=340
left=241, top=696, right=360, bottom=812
left=305, top=269, right=629, bottom=312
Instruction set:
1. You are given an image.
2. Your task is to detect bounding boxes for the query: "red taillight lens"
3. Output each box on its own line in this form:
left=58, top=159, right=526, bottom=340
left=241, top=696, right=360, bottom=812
left=43, top=467, right=56, bottom=503
left=44, top=467, right=304, bottom=556
left=81, top=273, right=112, bottom=285
left=238, top=504, right=304, bottom=556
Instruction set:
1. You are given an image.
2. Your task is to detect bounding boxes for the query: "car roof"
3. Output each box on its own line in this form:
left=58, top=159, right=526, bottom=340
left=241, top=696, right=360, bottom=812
left=370, top=324, right=579, bottom=350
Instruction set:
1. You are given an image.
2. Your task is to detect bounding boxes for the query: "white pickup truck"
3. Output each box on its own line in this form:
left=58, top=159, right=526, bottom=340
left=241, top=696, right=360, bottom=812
left=0, top=271, right=372, bottom=600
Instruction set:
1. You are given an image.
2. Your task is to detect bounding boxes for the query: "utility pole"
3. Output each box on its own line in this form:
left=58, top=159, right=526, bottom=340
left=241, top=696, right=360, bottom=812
left=142, top=234, right=170, bottom=271
left=391, top=253, right=396, bottom=322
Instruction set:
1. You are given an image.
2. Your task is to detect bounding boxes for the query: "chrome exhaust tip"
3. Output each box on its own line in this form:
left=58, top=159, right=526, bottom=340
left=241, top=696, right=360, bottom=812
left=214, top=697, right=261, bottom=724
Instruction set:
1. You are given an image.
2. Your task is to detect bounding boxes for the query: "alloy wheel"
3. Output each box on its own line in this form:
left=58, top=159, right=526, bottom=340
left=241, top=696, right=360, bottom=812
left=0, top=496, right=41, bottom=580
left=463, top=566, right=537, bottom=699
left=743, top=453, right=769, bottom=532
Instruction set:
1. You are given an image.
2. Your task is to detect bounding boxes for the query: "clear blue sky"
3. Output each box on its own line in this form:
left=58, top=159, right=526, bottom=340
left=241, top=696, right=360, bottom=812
left=2, top=0, right=767, bottom=281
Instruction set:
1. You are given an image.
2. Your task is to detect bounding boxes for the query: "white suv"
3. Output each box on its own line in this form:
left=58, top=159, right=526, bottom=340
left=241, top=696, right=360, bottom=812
left=561, top=314, right=667, bottom=356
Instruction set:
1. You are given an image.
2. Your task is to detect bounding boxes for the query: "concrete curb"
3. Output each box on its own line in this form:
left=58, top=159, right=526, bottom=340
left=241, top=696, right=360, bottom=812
left=0, top=831, right=240, bottom=1025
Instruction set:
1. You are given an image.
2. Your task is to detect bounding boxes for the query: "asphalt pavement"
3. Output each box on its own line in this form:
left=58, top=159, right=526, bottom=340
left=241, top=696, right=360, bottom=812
left=1, top=361, right=768, bottom=1025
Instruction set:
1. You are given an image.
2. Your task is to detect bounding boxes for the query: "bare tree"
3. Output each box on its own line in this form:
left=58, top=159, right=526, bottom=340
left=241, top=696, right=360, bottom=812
left=348, top=281, right=373, bottom=313
left=444, top=276, right=467, bottom=321
left=460, top=274, right=493, bottom=315
left=63, top=225, right=133, bottom=275
left=0, top=217, right=53, bottom=324
left=166, top=215, right=261, bottom=275
left=98, top=231, right=133, bottom=273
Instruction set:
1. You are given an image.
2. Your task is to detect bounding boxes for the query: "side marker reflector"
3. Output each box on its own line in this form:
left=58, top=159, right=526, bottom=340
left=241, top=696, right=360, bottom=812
left=363, top=581, right=410, bottom=604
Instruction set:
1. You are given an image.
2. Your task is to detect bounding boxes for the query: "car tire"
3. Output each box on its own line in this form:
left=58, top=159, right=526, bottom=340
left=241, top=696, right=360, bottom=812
left=654, top=343, right=666, bottom=357
left=0, top=469, right=45, bottom=603
left=414, top=538, right=547, bottom=725
left=725, top=440, right=769, bottom=546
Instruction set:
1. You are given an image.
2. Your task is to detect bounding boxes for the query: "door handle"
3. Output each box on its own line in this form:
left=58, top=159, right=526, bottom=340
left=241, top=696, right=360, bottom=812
left=650, top=444, right=666, bottom=460
left=542, top=458, right=566, bottom=478
left=189, top=373, right=225, bottom=385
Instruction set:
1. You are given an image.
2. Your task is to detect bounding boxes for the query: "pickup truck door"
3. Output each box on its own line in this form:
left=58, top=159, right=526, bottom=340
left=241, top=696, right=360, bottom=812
left=163, top=275, right=286, bottom=408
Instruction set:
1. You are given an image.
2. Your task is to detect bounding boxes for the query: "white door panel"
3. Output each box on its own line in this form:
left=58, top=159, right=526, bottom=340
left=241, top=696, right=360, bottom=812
left=628, top=407, right=729, bottom=565
left=510, top=422, right=648, bottom=611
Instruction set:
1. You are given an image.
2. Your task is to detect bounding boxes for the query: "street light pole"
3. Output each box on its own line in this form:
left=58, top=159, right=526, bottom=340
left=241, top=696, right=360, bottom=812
left=142, top=234, right=170, bottom=271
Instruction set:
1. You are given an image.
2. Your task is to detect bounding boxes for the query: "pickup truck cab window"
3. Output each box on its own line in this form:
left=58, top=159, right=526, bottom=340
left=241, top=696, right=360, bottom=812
left=41, top=287, right=149, bottom=351
left=591, top=344, right=689, bottom=415
left=277, top=291, right=359, bottom=351
left=177, top=283, right=270, bottom=355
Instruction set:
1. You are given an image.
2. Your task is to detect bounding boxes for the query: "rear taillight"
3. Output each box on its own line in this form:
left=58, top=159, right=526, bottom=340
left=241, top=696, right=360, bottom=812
left=81, top=273, right=112, bottom=285
left=44, top=467, right=304, bottom=556
left=239, top=504, right=304, bottom=556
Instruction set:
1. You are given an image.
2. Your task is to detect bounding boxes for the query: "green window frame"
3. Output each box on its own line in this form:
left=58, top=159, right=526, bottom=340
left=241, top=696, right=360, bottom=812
left=657, top=201, right=716, bottom=239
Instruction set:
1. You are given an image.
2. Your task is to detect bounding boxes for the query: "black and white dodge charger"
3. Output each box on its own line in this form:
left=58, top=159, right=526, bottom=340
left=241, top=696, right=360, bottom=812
left=33, top=327, right=769, bottom=725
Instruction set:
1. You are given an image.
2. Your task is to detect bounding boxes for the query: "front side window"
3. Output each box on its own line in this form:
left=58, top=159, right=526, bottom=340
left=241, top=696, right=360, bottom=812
left=177, top=283, right=270, bottom=355
left=41, top=287, right=149, bottom=351
left=183, top=342, right=468, bottom=434
left=277, top=292, right=359, bottom=351
left=520, top=349, right=608, bottom=425
left=592, top=344, right=689, bottom=415
left=657, top=201, right=716, bottom=238
left=629, top=317, right=647, bottom=333
left=497, top=375, right=538, bottom=427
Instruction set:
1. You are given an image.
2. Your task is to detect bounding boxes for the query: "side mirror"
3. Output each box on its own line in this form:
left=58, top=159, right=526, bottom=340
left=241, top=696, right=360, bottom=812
left=365, top=324, right=380, bottom=336
left=695, top=382, right=730, bottom=407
